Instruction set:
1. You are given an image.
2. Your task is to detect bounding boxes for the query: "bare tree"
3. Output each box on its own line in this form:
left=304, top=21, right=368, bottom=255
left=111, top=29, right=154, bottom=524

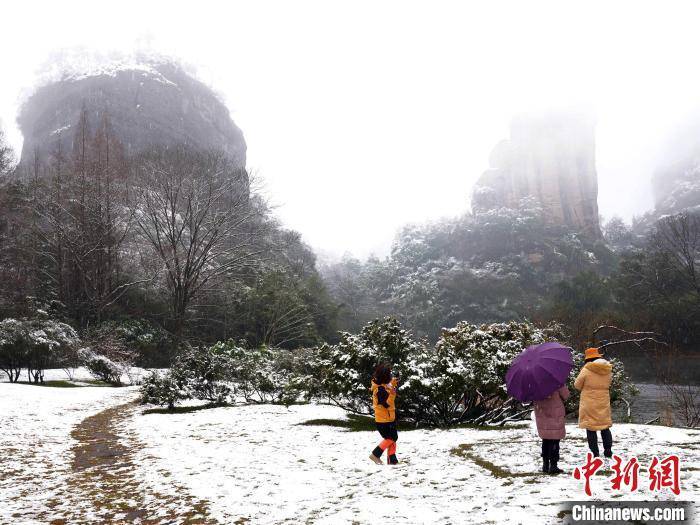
left=652, top=212, right=700, bottom=295
left=593, top=325, right=668, bottom=352
left=0, top=127, right=13, bottom=176
left=132, top=146, right=265, bottom=340
left=31, top=111, right=144, bottom=323
left=664, top=383, right=700, bottom=428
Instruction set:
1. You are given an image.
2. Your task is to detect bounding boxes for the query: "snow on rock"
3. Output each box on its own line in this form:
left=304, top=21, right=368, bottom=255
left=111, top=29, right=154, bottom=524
left=133, top=404, right=700, bottom=524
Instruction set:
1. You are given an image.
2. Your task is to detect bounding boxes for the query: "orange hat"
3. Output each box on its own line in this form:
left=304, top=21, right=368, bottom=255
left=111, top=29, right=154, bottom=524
left=585, top=347, right=602, bottom=360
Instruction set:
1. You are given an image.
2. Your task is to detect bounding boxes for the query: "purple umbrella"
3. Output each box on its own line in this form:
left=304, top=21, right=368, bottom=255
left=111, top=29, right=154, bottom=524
left=505, top=342, right=573, bottom=402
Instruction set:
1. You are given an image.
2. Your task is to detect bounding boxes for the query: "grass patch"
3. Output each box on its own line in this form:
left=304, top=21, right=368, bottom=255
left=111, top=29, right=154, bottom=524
left=142, top=403, right=230, bottom=415
left=676, top=441, right=700, bottom=450
left=299, top=414, right=508, bottom=432
left=298, top=414, right=421, bottom=432
left=16, top=380, right=82, bottom=388
left=451, top=421, right=525, bottom=431
left=74, top=379, right=122, bottom=387
left=450, top=443, right=540, bottom=479
left=299, top=414, right=379, bottom=431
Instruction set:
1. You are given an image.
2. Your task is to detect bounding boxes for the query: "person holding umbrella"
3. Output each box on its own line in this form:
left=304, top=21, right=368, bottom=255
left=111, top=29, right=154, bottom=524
left=505, top=342, right=573, bottom=475
left=533, top=383, right=570, bottom=474
left=574, top=347, right=614, bottom=460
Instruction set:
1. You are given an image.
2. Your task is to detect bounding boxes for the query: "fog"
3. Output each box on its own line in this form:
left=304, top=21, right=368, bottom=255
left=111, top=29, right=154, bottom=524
left=2, top=0, right=700, bottom=258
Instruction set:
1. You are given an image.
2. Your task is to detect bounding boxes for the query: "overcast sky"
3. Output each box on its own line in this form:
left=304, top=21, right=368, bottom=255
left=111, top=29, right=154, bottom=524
left=2, top=1, right=700, bottom=259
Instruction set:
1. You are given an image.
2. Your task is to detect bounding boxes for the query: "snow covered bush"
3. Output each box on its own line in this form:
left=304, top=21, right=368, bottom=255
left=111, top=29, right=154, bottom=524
left=212, top=341, right=313, bottom=404
left=0, top=318, right=27, bottom=382
left=24, top=318, right=80, bottom=383
left=306, top=317, right=598, bottom=426
left=426, top=321, right=567, bottom=425
left=306, top=317, right=639, bottom=427
left=140, top=345, right=232, bottom=409
left=79, top=348, right=124, bottom=385
left=173, top=345, right=232, bottom=404
left=82, top=323, right=139, bottom=381
left=139, top=342, right=317, bottom=409
left=0, top=315, right=81, bottom=383
left=307, top=317, right=438, bottom=422
left=140, top=369, right=191, bottom=410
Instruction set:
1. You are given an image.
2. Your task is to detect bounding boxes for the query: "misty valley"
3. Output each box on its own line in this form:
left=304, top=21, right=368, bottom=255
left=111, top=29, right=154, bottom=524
left=1, top=35, right=699, bottom=525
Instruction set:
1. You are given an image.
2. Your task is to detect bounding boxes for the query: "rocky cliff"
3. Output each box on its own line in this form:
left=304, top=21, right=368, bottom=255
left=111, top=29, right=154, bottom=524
left=472, top=112, right=601, bottom=237
left=652, top=116, right=700, bottom=215
left=17, top=60, right=246, bottom=171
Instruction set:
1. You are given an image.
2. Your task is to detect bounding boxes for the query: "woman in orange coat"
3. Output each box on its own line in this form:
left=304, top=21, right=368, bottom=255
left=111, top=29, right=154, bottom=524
left=369, top=363, right=399, bottom=465
left=574, top=347, right=613, bottom=458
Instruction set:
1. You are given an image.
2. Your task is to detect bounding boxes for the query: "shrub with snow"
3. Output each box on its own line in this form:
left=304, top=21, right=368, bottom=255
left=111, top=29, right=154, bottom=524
left=310, top=317, right=426, bottom=418
left=140, top=369, right=191, bottom=410
left=426, top=321, right=567, bottom=425
left=304, top=317, right=636, bottom=427
left=79, top=348, right=124, bottom=385
left=140, top=345, right=232, bottom=409
left=174, top=345, right=232, bottom=404
left=0, top=318, right=27, bottom=382
left=213, top=341, right=313, bottom=404
left=0, top=316, right=80, bottom=383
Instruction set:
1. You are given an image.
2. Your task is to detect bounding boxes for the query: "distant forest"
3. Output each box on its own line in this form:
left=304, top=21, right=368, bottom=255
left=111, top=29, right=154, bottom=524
left=1, top=121, right=699, bottom=370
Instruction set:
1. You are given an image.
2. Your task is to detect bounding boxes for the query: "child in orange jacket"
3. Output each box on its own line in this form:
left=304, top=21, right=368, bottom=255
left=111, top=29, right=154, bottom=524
left=369, top=363, right=399, bottom=465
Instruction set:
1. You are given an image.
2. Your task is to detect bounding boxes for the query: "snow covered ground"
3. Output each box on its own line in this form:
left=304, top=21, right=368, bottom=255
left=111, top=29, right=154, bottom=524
left=1, top=380, right=135, bottom=522
left=36, top=365, right=156, bottom=385
left=133, top=404, right=700, bottom=524
left=2, top=376, right=699, bottom=524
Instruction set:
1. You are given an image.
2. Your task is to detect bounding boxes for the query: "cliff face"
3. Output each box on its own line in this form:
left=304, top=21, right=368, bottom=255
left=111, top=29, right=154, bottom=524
left=472, top=112, right=601, bottom=238
left=652, top=116, right=700, bottom=215
left=17, top=61, right=246, bottom=170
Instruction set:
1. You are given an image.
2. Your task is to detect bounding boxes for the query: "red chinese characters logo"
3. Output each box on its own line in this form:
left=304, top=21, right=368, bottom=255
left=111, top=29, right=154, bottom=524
left=574, top=454, right=681, bottom=496
left=610, top=455, right=640, bottom=492
left=648, top=455, right=681, bottom=496
left=573, top=453, right=604, bottom=496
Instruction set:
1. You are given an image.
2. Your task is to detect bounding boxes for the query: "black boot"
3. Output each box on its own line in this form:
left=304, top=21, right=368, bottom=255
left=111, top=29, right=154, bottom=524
left=548, top=459, right=563, bottom=475
left=541, top=440, right=550, bottom=473
left=388, top=454, right=398, bottom=465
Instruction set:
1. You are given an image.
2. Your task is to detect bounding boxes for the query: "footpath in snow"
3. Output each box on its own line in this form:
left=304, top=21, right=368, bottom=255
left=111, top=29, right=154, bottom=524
left=1, top=379, right=134, bottom=522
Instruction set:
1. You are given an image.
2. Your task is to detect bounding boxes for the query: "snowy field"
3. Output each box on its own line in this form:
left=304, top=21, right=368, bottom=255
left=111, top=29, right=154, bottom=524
left=1, top=379, right=135, bottom=523
left=2, top=374, right=700, bottom=524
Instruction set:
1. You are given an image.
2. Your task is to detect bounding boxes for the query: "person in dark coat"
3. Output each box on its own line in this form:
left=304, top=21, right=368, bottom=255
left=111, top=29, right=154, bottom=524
left=533, top=384, right=570, bottom=474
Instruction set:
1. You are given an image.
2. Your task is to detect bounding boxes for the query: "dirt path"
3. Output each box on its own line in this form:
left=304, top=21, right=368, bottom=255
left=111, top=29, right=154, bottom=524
left=59, top=401, right=216, bottom=524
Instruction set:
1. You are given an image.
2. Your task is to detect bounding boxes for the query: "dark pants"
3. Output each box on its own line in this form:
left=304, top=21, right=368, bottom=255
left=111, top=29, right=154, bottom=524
left=376, top=421, right=398, bottom=442
left=541, top=439, right=560, bottom=461
left=372, top=422, right=399, bottom=464
left=586, top=428, right=613, bottom=457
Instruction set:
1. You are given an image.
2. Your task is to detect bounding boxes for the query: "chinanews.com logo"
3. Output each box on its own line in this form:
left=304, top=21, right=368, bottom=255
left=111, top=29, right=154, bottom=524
left=568, top=502, right=689, bottom=523
left=560, top=453, right=695, bottom=523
